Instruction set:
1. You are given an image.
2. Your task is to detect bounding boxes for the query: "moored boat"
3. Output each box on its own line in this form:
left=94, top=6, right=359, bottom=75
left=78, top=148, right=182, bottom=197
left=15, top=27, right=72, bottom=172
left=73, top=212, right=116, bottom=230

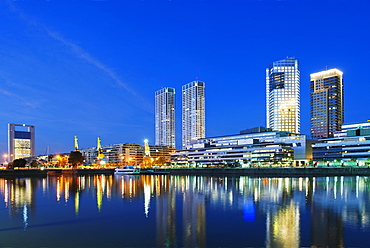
left=114, top=166, right=140, bottom=175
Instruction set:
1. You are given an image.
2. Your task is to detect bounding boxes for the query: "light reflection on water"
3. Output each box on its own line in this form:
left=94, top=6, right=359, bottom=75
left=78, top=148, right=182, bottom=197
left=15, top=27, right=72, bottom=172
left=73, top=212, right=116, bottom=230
left=0, top=175, right=369, bottom=247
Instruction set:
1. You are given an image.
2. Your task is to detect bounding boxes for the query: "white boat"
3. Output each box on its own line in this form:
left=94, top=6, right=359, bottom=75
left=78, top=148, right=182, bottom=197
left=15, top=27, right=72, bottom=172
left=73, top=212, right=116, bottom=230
left=114, top=166, right=141, bottom=175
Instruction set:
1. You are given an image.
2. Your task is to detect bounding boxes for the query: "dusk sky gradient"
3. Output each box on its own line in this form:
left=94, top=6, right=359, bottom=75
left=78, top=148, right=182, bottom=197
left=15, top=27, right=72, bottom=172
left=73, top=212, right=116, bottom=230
left=1, top=0, right=369, bottom=155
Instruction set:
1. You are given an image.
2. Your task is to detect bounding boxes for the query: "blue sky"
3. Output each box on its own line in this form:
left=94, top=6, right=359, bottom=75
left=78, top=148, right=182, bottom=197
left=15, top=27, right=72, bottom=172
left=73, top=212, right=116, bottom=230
left=0, top=0, right=369, bottom=155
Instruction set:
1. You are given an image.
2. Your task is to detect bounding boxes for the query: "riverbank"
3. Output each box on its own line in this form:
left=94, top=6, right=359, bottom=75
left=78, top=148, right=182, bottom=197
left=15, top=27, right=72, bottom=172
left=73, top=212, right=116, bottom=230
left=0, top=169, right=48, bottom=177
left=0, top=168, right=114, bottom=177
left=1, top=167, right=370, bottom=177
left=155, top=167, right=370, bottom=176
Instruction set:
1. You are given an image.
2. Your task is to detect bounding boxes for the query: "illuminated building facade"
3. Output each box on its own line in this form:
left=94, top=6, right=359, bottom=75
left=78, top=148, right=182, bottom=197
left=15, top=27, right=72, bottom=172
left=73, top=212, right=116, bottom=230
left=182, top=81, right=205, bottom=149
left=312, top=121, right=370, bottom=163
left=310, top=69, right=344, bottom=139
left=266, top=57, right=300, bottom=133
left=172, top=127, right=313, bottom=166
left=155, top=87, right=176, bottom=148
left=8, top=123, right=35, bottom=162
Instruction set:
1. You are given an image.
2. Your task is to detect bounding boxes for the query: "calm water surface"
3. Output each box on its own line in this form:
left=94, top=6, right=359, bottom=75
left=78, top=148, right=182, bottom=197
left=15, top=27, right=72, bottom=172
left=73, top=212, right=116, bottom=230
left=0, top=175, right=369, bottom=247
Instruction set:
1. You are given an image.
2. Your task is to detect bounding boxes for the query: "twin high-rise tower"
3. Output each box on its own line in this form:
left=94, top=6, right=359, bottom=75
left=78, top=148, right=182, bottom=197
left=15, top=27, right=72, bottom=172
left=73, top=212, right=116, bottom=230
left=182, top=81, right=206, bottom=149
left=267, top=57, right=344, bottom=138
left=155, top=81, right=205, bottom=149
left=155, top=87, right=176, bottom=148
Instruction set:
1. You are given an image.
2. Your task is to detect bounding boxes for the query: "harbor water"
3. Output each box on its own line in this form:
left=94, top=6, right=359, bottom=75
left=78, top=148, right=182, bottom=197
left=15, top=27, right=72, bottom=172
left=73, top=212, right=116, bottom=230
left=0, top=174, right=369, bottom=247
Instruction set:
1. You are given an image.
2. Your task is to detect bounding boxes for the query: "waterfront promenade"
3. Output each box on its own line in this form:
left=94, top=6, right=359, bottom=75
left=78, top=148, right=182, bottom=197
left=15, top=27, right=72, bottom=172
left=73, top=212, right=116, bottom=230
left=162, top=167, right=370, bottom=176
left=1, top=167, right=370, bottom=177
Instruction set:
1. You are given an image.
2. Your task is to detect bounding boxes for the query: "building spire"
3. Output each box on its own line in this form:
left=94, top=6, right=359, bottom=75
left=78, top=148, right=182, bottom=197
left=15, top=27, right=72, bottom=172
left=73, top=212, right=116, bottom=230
left=144, top=139, right=151, bottom=157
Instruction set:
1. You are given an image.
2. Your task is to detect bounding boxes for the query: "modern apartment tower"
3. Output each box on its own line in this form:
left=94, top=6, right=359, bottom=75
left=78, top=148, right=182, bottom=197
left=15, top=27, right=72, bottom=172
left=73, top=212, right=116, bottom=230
left=155, top=87, right=176, bottom=148
left=310, top=69, right=344, bottom=138
left=266, top=57, right=300, bottom=133
left=8, top=123, right=35, bottom=162
left=182, top=81, right=205, bottom=149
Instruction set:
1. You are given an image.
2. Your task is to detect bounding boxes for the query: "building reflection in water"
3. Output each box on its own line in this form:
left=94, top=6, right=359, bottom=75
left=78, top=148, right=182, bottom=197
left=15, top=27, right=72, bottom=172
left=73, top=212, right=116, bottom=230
left=0, top=174, right=369, bottom=246
left=181, top=176, right=206, bottom=248
left=156, top=176, right=177, bottom=247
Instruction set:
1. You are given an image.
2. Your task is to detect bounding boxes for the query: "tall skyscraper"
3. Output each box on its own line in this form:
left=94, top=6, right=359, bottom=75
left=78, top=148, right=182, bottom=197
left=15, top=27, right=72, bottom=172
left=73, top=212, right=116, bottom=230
left=155, top=87, right=176, bottom=148
left=266, top=57, right=300, bottom=133
left=8, top=123, right=35, bottom=162
left=182, top=81, right=205, bottom=149
left=310, top=69, right=344, bottom=138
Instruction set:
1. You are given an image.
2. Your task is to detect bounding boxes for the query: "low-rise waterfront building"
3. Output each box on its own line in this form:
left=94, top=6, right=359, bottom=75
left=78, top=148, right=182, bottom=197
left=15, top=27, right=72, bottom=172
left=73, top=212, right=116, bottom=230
left=172, top=127, right=314, bottom=167
left=80, top=143, right=175, bottom=166
left=312, top=121, right=370, bottom=166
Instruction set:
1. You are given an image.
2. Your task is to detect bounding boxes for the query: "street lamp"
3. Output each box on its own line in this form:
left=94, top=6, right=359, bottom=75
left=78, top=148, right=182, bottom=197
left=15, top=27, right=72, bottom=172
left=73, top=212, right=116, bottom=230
left=3, top=154, right=8, bottom=164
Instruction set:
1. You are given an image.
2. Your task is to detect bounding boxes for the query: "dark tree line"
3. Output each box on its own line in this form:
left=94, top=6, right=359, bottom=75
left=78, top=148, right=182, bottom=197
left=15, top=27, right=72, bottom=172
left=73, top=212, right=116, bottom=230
left=68, top=151, right=84, bottom=167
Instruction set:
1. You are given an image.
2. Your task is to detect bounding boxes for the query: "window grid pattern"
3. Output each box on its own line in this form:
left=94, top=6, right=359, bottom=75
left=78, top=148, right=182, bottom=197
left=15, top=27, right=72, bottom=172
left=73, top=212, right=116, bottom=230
left=155, top=87, right=176, bottom=148
left=182, top=81, right=205, bottom=149
left=310, top=69, right=344, bottom=139
left=266, top=57, right=300, bottom=134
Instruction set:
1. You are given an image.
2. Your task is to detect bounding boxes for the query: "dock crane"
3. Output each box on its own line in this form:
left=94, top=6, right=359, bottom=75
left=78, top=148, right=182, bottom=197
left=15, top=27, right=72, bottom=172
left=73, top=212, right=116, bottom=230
left=97, top=136, right=104, bottom=160
left=74, top=135, right=79, bottom=151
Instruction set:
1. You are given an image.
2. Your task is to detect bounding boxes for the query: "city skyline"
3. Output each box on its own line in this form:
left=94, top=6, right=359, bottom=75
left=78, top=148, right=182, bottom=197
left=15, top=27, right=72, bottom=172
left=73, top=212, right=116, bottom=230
left=0, top=1, right=370, bottom=154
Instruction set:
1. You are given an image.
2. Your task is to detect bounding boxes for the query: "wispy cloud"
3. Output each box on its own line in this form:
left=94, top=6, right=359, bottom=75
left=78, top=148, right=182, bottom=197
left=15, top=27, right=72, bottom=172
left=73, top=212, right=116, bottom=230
left=46, top=30, right=138, bottom=96
left=0, top=86, right=39, bottom=109
left=6, top=1, right=153, bottom=113
left=46, top=30, right=153, bottom=113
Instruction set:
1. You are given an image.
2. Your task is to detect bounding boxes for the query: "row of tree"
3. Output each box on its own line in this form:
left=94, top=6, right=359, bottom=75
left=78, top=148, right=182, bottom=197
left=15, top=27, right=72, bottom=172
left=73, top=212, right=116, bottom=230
left=7, top=151, right=84, bottom=169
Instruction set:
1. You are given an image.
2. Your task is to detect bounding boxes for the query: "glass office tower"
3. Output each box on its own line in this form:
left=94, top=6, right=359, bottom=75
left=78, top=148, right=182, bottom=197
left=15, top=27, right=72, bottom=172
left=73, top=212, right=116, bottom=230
left=266, top=57, right=300, bottom=133
left=155, top=87, right=176, bottom=148
left=310, top=69, right=344, bottom=138
left=182, top=81, right=205, bottom=149
left=8, top=123, right=35, bottom=162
